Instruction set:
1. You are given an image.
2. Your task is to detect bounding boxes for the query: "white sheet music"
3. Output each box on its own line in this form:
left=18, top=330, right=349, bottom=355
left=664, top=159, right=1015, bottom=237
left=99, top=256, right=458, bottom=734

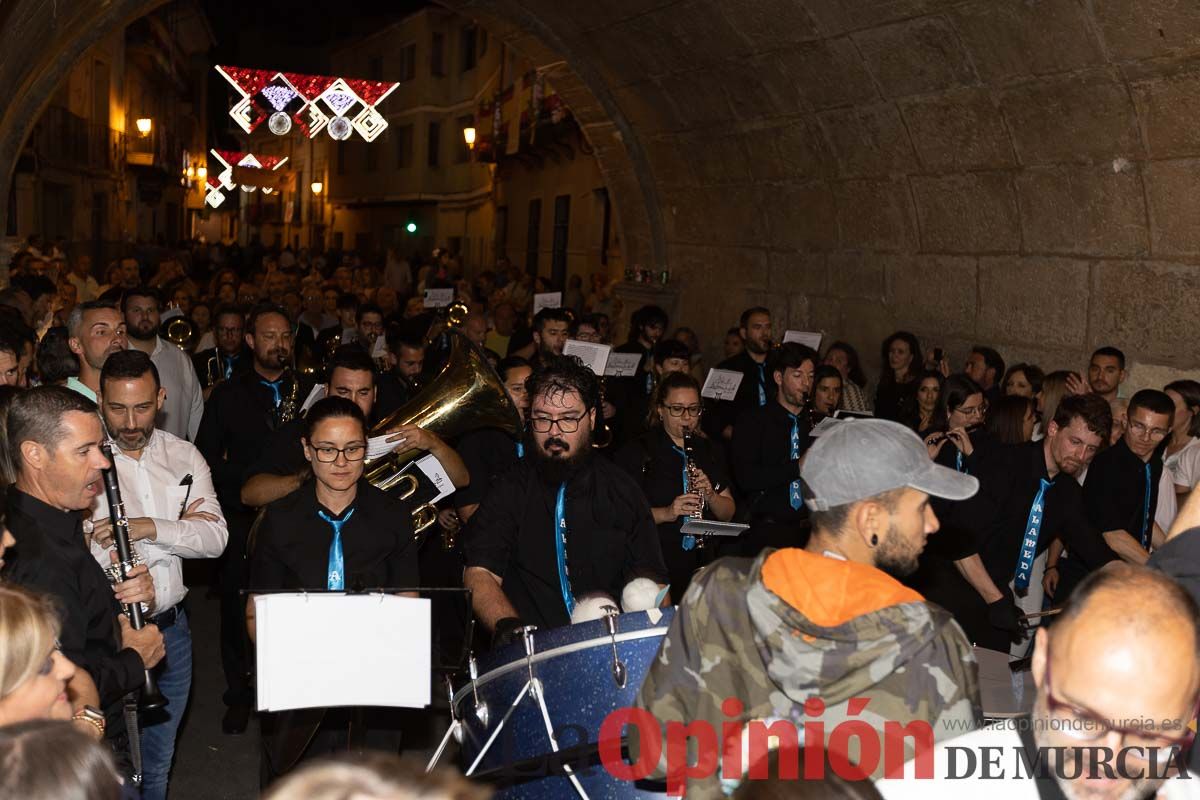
left=533, top=292, right=562, bottom=314
left=604, top=352, right=643, bottom=377
left=701, top=368, right=744, bottom=401
left=783, top=330, right=823, bottom=351
left=415, top=454, right=455, bottom=502
left=255, top=593, right=430, bottom=712
left=299, top=384, right=326, bottom=414
left=423, top=288, right=454, bottom=308
left=563, top=339, right=611, bottom=376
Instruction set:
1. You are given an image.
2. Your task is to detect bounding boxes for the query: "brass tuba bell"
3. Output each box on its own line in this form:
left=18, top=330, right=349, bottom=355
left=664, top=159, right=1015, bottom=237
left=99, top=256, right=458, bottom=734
left=365, top=330, right=522, bottom=533
left=160, top=314, right=196, bottom=350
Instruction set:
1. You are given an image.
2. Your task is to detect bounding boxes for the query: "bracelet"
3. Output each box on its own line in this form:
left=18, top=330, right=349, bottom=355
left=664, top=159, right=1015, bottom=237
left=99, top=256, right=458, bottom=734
left=1045, top=565, right=1058, bottom=573
left=72, top=713, right=105, bottom=737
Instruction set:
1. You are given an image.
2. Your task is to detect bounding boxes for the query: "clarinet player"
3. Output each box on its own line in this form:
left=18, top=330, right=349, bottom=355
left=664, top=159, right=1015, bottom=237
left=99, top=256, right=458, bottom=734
left=615, top=372, right=736, bottom=601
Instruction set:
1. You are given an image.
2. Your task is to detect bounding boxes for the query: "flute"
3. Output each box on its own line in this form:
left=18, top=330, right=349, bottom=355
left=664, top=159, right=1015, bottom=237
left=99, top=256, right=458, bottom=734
left=100, top=444, right=167, bottom=712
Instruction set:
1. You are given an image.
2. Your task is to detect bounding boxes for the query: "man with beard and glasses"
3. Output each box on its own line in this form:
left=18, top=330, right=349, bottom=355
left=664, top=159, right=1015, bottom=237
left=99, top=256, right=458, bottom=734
left=877, top=564, right=1200, bottom=800
left=634, top=419, right=982, bottom=799
left=463, top=355, right=669, bottom=641
left=706, top=306, right=775, bottom=441
left=196, top=303, right=311, bottom=735
left=192, top=305, right=250, bottom=400
left=0, top=386, right=164, bottom=778
left=65, top=300, right=127, bottom=402
left=941, top=394, right=1119, bottom=654
left=122, top=287, right=204, bottom=441
left=88, top=349, right=228, bottom=800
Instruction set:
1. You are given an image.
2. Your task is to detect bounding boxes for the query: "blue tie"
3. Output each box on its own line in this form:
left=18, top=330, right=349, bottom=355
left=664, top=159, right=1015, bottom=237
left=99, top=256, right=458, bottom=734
left=318, top=507, right=355, bottom=590
left=260, top=377, right=283, bottom=407
left=671, top=444, right=696, bottom=551
left=789, top=413, right=803, bottom=511
left=1015, top=478, right=1053, bottom=590
left=955, top=449, right=967, bottom=474
left=223, top=355, right=235, bottom=379
left=1141, top=462, right=1152, bottom=549
left=553, top=484, right=575, bottom=616
left=645, top=369, right=653, bottom=396
left=516, top=441, right=524, bottom=459
left=757, top=363, right=767, bottom=407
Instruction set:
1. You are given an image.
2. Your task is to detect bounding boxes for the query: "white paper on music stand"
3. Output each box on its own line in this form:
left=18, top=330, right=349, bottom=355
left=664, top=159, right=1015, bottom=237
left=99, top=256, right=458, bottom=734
left=299, top=384, right=326, bottom=414
left=563, top=339, right=611, bottom=376
left=423, top=288, right=454, bottom=308
left=415, top=454, right=455, bottom=502
left=783, top=330, right=823, bottom=351
left=255, top=593, right=430, bottom=712
left=533, top=292, right=562, bottom=315
left=701, top=368, right=744, bottom=401
left=605, top=352, right=643, bottom=377
left=809, top=416, right=842, bottom=437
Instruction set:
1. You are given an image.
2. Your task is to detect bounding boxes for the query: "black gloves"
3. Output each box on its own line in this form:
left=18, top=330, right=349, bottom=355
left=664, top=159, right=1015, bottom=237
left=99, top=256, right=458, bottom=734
left=987, top=586, right=1026, bottom=640
left=493, top=616, right=526, bottom=649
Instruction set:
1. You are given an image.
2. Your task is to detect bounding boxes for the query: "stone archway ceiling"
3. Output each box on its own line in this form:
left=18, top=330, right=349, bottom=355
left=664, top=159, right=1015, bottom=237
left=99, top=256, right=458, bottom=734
left=447, top=0, right=1200, bottom=371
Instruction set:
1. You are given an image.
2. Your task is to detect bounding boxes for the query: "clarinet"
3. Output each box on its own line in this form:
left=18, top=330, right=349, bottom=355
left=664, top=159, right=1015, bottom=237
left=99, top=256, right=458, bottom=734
left=100, top=444, right=167, bottom=713
left=682, top=428, right=707, bottom=521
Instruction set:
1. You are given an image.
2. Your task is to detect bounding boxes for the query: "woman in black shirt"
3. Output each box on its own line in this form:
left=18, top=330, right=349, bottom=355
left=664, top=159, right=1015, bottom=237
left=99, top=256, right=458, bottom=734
left=615, top=373, right=735, bottom=601
left=874, top=331, right=922, bottom=424
left=924, top=373, right=988, bottom=474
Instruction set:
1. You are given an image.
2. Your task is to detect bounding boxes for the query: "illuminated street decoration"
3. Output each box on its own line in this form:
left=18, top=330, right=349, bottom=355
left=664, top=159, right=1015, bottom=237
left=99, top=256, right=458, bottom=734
left=204, top=150, right=289, bottom=207
left=216, top=65, right=398, bottom=142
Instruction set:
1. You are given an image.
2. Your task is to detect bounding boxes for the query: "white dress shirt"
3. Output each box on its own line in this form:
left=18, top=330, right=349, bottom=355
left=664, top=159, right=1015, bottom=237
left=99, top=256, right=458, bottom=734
left=135, top=336, right=205, bottom=441
left=89, top=429, right=228, bottom=611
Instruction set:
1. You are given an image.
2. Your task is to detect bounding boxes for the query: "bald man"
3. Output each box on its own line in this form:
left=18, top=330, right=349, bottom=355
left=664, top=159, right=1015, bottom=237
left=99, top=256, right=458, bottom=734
left=878, top=564, right=1200, bottom=798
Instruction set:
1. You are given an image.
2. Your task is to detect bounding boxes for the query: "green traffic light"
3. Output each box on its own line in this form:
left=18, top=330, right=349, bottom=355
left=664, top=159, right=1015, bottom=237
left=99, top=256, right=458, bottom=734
left=406, top=222, right=417, bottom=234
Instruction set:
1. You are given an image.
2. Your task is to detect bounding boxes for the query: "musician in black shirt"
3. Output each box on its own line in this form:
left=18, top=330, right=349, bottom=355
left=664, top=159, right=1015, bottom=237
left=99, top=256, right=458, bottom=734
left=923, top=374, right=989, bottom=474
left=463, top=356, right=668, bottom=638
left=1054, top=389, right=1173, bottom=599
left=247, top=397, right=418, bottom=778
left=455, top=356, right=532, bottom=524
left=945, top=394, right=1118, bottom=651
left=710, top=306, right=774, bottom=440
left=613, top=338, right=693, bottom=446
left=730, top=342, right=818, bottom=554
left=191, top=305, right=249, bottom=400
left=615, top=372, right=735, bottom=601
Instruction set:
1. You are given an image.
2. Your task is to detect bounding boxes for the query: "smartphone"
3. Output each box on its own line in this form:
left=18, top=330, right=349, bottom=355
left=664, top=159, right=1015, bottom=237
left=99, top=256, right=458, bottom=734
left=933, top=347, right=944, bottom=362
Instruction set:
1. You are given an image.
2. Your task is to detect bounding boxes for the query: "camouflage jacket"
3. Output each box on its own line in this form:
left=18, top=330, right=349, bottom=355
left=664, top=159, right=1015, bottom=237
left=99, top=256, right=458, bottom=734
left=632, top=548, right=981, bottom=798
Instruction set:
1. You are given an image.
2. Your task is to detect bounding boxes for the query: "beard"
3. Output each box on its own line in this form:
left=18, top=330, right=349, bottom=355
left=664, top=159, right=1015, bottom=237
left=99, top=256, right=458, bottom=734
left=113, top=422, right=154, bottom=452
left=746, top=337, right=769, bottom=355
left=257, top=347, right=292, bottom=371
left=533, top=429, right=594, bottom=485
left=874, top=523, right=923, bottom=578
left=128, top=319, right=157, bottom=341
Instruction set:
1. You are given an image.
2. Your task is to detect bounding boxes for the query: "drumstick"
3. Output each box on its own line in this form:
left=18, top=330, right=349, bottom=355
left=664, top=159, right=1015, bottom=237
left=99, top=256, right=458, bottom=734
left=1020, top=608, right=1062, bottom=622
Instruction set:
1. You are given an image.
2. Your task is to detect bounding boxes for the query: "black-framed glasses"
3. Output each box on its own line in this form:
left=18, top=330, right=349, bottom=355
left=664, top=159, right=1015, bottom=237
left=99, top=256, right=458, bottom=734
left=662, top=404, right=703, bottom=418
left=312, top=443, right=367, bottom=463
left=530, top=416, right=584, bottom=433
left=1044, top=641, right=1198, bottom=753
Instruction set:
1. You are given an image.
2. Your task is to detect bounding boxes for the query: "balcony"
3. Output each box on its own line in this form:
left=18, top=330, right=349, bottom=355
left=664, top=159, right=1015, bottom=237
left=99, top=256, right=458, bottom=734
left=28, top=106, right=125, bottom=174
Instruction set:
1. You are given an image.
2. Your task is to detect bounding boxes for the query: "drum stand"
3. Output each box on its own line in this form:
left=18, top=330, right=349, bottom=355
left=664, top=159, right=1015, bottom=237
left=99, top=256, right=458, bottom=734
left=428, top=622, right=622, bottom=800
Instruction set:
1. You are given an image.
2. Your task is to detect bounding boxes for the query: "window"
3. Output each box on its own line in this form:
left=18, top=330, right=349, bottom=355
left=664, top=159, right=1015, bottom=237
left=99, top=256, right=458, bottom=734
left=525, top=198, right=541, bottom=275
left=336, top=142, right=346, bottom=175
left=399, top=44, right=416, bottom=82
left=365, top=140, right=378, bottom=171
left=427, top=121, right=440, bottom=167
left=454, top=114, right=473, bottom=163
left=368, top=55, right=383, bottom=81
left=551, top=194, right=570, bottom=286
left=395, top=124, right=413, bottom=168
left=461, top=25, right=478, bottom=73
left=431, top=32, right=445, bottom=77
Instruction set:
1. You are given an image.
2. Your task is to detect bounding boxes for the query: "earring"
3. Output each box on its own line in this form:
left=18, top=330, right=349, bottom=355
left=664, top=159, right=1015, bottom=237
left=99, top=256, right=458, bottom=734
left=870, top=534, right=879, bottom=547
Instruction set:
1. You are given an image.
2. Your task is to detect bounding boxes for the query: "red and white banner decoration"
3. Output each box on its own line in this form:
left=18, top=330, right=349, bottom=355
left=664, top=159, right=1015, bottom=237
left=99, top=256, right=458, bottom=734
left=205, top=150, right=289, bottom=208
left=216, top=65, right=398, bottom=142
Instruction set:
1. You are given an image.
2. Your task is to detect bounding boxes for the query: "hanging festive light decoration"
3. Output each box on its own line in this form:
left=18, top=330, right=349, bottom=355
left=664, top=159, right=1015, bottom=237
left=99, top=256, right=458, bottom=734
left=202, top=150, right=290, bottom=205
left=205, top=177, right=226, bottom=208
left=215, top=65, right=398, bottom=142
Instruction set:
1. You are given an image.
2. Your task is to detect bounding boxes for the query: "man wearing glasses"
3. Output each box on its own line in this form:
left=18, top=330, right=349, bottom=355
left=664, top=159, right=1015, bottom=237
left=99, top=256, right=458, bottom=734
left=729, top=342, right=819, bottom=556
left=878, top=564, right=1200, bottom=798
left=464, top=355, right=668, bottom=643
left=191, top=306, right=250, bottom=400
left=1053, top=390, right=1175, bottom=602
left=615, top=372, right=736, bottom=601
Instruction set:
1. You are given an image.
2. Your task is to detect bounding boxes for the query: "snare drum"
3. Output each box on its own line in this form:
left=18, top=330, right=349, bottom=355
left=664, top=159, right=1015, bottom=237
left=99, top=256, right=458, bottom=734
left=452, top=608, right=673, bottom=799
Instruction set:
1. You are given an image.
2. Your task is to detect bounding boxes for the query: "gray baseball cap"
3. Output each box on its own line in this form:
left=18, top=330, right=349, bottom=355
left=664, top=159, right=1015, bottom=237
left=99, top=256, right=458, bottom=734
left=802, top=419, right=979, bottom=511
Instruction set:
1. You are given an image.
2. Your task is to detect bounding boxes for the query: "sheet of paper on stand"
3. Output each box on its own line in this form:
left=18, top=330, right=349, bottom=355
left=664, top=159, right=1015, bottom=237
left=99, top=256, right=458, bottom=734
left=562, top=339, right=611, bottom=376
left=423, top=288, right=454, bottom=308
left=809, top=415, right=843, bottom=437
left=255, top=593, right=431, bottom=712
left=700, top=368, right=744, bottom=401
left=604, top=351, right=643, bottom=377
left=782, top=330, right=823, bottom=351
left=299, top=384, right=326, bottom=414
left=414, top=454, right=454, bottom=503
left=834, top=409, right=874, bottom=420
left=532, top=291, right=562, bottom=315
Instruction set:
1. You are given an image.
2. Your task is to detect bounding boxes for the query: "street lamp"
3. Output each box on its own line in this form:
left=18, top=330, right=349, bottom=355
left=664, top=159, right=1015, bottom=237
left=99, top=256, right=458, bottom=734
left=136, top=118, right=153, bottom=136
left=463, top=127, right=476, bottom=150
left=197, top=166, right=207, bottom=180
left=311, top=181, right=324, bottom=195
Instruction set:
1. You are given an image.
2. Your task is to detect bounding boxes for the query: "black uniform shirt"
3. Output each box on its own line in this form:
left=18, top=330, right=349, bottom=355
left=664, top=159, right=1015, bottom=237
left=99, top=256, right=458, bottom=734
left=1083, top=438, right=1163, bottom=549
left=711, top=350, right=775, bottom=435
left=730, top=401, right=810, bottom=521
left=454, top=427, right=524, bottom=508
left=191, top=346, right=250, bottom=387
left=0, top=488, right=143, bottom=712
left=250, top=479, right=419, bottom=592
left=463, top=457, right=667, bottom=630
left=614, top=427, right=730, bottom=522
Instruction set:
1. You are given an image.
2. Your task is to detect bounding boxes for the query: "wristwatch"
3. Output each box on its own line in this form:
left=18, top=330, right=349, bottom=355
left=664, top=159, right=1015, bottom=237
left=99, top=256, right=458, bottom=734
left=72, top=705, right=106, bottom=736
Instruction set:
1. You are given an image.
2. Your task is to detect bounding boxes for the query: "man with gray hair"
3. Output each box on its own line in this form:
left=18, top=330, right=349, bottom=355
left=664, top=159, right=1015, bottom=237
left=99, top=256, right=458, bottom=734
left=65, top=300, right=127, bottom=401
left=634, top=419, right=982, bottom=797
